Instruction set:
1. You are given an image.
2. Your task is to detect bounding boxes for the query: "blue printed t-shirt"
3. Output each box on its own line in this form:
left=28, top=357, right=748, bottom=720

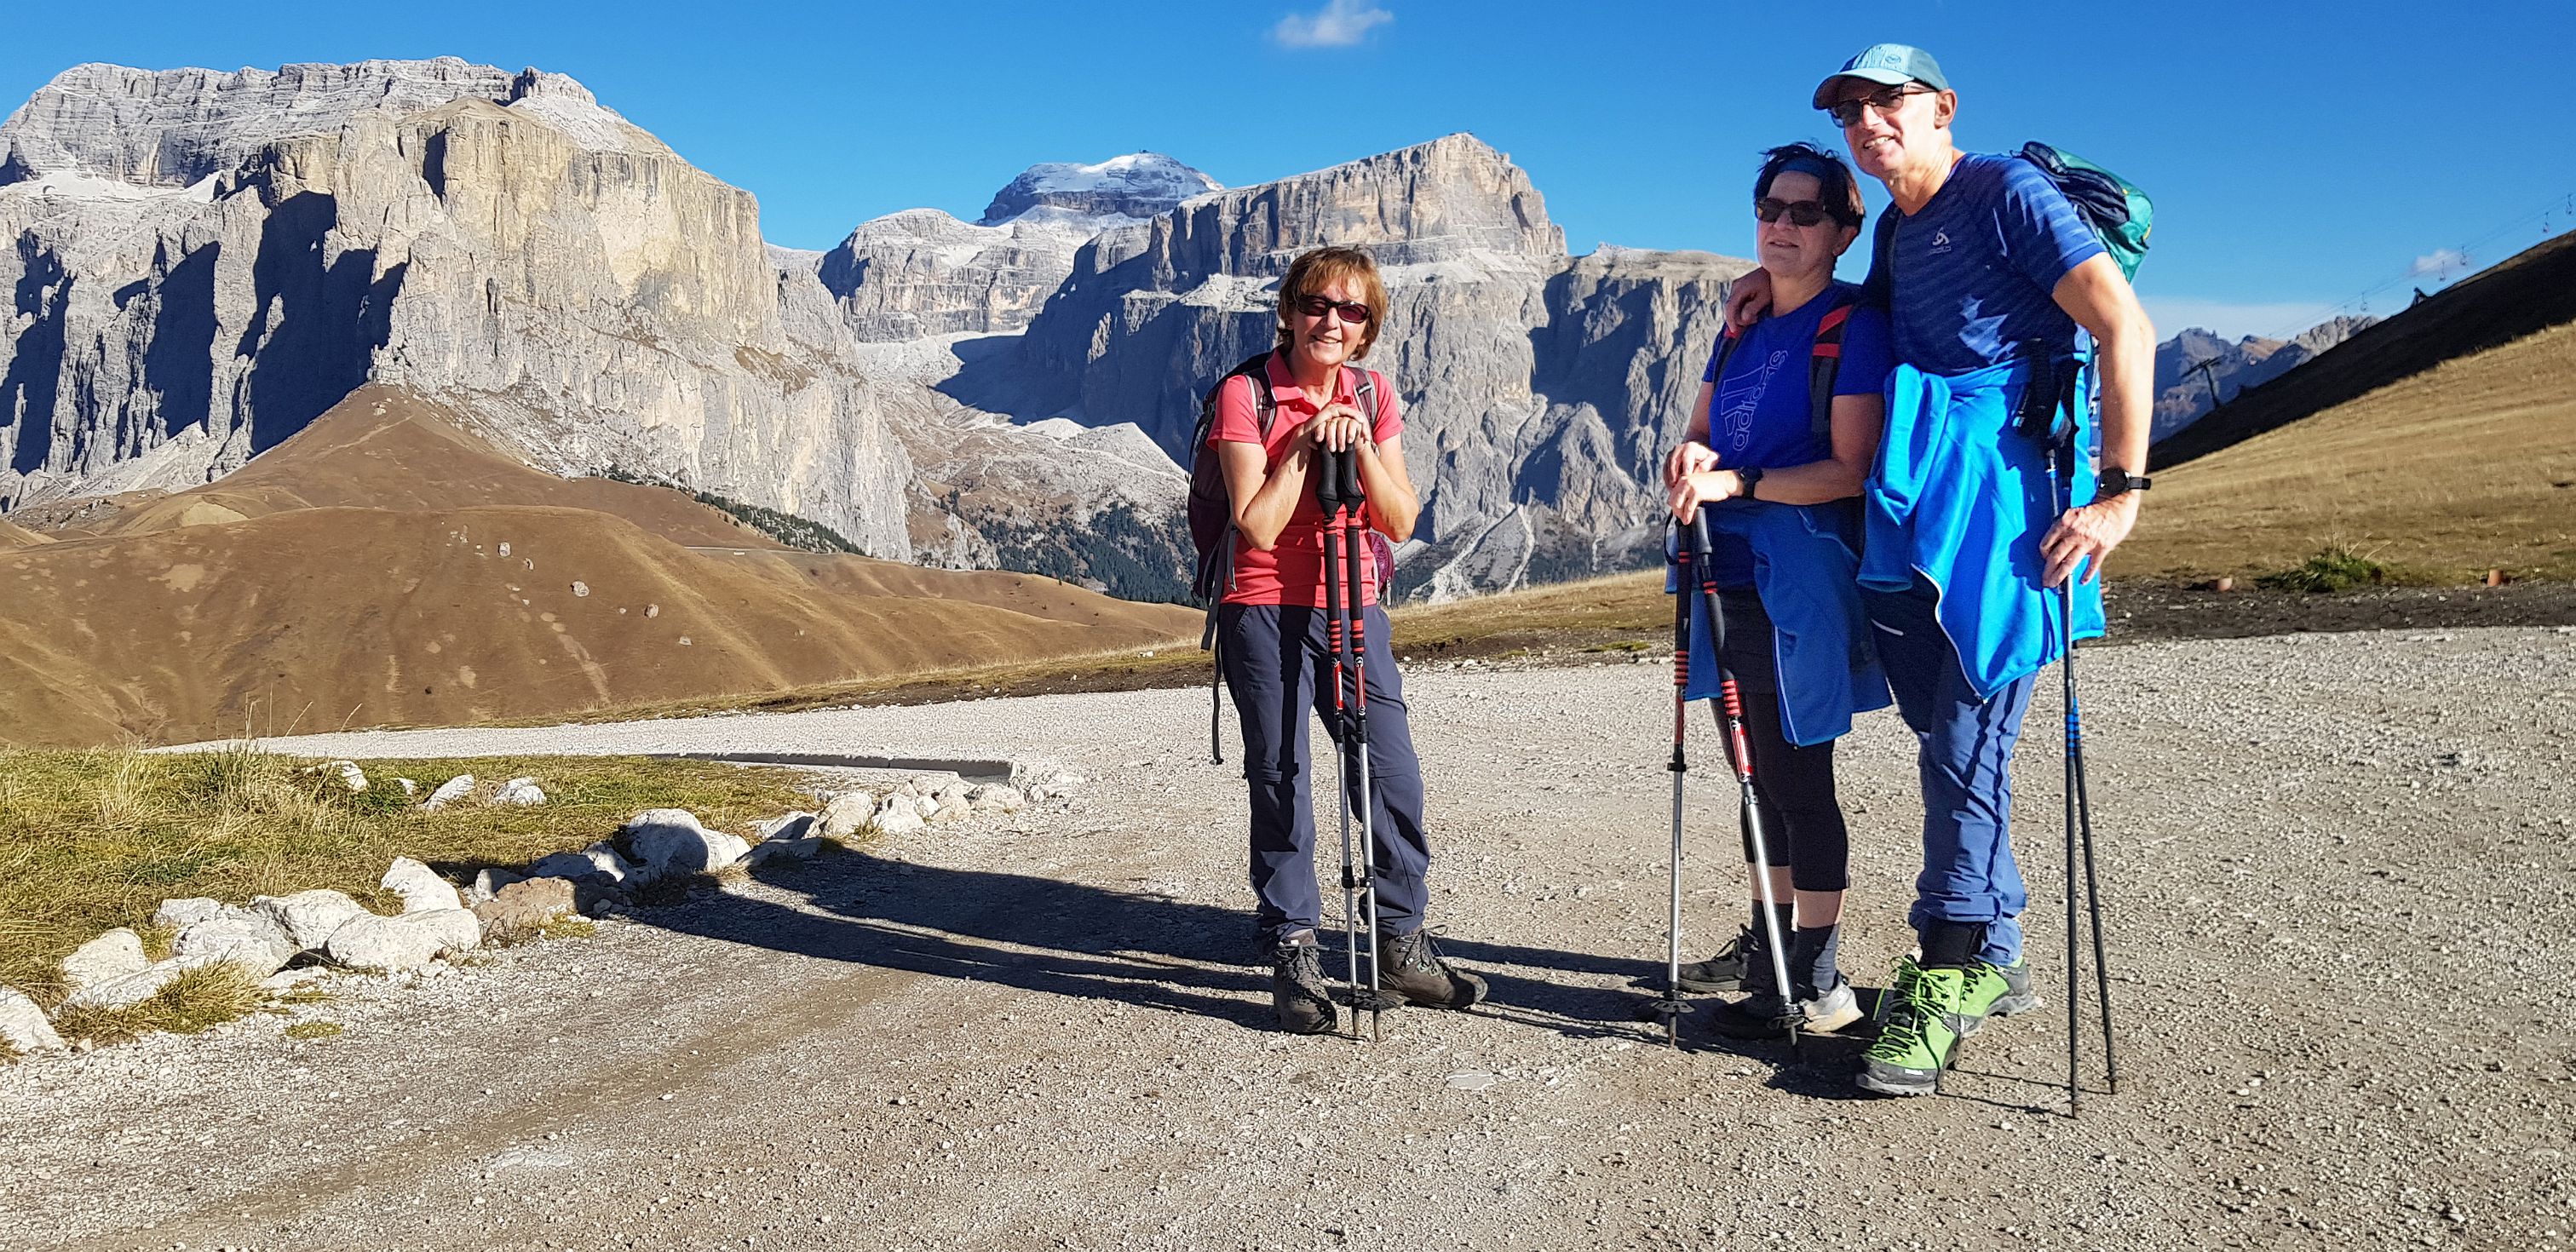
left=1691, top=281, right=1892, bottom=585
left=1860, top=153, right=2104, bottom=375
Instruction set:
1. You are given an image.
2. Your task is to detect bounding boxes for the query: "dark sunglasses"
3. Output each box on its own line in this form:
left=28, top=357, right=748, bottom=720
left=1292, top=295, right=1372, bottom=324
left=1755, top=198, right=1837, bottom=227
left=1824, top=82, right=1931, bottom=129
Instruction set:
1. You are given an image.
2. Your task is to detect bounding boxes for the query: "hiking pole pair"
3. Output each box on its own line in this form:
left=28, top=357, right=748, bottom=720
left=1317, top=444, right=1389, bottom=1042
left=2053, top=429, right=2120, bottom=1112
left=1651, top=514, right=1801, bottom=1056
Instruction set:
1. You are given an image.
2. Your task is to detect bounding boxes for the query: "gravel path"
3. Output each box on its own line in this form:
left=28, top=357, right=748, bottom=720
left=7, top=627, right=2573, bottom=1250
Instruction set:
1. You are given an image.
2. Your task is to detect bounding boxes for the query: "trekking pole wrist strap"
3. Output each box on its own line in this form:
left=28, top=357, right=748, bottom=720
left=2097, top=468, right=2152, bottom=497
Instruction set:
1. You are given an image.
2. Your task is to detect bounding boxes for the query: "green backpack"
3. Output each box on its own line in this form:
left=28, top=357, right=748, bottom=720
left=2018, top=141, right=2153, bottom=280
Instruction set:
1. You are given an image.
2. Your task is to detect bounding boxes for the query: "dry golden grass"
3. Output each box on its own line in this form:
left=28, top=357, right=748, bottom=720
left=2125, top=320, right=2576, bottom=583
left=0, top=746, right=816, bottom=1002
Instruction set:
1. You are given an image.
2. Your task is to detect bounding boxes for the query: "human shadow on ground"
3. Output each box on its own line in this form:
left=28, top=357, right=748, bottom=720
left=618, top=849, right=1670, bottom=1041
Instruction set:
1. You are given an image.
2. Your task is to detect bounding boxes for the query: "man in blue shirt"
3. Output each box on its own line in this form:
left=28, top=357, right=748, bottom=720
left=1732, top=44, right=2157, bottom=1099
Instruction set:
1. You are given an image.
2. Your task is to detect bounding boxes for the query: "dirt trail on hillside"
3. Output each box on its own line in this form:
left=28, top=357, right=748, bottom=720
left=4, top=628, right=2572, bottom=1250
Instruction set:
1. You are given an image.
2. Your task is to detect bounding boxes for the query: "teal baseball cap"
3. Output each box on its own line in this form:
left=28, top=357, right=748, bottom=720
left=1812, top=43, right=1951, bottom=110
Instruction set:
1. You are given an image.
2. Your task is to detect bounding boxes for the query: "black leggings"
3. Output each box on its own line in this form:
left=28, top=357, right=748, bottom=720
left=1708, top=589, right=1850, bottom=893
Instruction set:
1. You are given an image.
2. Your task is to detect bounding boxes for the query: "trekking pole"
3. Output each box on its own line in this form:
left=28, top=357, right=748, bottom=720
left=1316, top=445, right=1385, bottom=1042
left=1332, top=445, right=1388, bottom=1042
left=1685, top=512, right=1800, bottom=1060
left=2054, top=439, right=2119, bottom=1110
left=1645, top=520, right=1692, bottom=1048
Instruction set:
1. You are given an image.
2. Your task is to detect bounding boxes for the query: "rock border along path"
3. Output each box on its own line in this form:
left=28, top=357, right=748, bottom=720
left=6, top=627, right=2573, bottom=1250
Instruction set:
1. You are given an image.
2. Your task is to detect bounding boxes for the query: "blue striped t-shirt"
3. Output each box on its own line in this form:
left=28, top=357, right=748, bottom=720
left=1860, top=153, right=2104, bottom=375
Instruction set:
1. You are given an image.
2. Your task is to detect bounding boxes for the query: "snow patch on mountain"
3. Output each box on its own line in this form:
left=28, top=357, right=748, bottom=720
left=978, top=152, right=1220, bottom=227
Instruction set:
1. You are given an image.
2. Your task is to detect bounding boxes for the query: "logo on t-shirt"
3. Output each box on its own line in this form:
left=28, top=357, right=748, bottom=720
left=1929, top=228, right=1953, bottom=256
left=1716, top=348, right=1790, bottom=452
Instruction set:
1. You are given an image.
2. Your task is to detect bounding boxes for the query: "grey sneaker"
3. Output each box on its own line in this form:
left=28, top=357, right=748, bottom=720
left=1375, top=930, right=1486, bottom=1010
left=1676, top=926, right=1759, bottom=994
left=1270, top=932, right=1337, bottom=1035
left=1707, top=975, right=1864, bottom=1039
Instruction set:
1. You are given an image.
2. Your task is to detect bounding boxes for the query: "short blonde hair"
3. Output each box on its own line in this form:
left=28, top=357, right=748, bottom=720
left=1274, top=246, right=1389, bottom=359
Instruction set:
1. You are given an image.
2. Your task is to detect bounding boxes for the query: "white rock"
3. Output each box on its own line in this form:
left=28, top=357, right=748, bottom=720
left=493, top=777, right=547, bottom=807
left=528, top=844, right=639, bottom=887
left=251, top=889, right=371, bottom=950
left=819, top=791, right=877, bottom=839
left=423, top=774, right=475, bottom=810
left=61, top=961, right=189, bottom=1012
left=746, top=836, right=825, bottom=867
left=967, top=784, right=1026, bottom=813
left=463, top=867, right=526, bottom=905
left=170, top=908, right=297, bottom=976
left=303, top=760, right=368, bottom=792
left=911, top=793, right=940, bottom=819
left=934, top=781, right=972, bottom=807
left=756, top=812, right=818, bottom=841
left=394, top=777, right=419, bottom=797
left=382, top=857, right=464, bottom=914
left=620, top=809, right=750, bottom=877
left=928, top=797, right=972, bottom=825
left=875, top=805, right=925, bottom=837
left=151, top=898, right=223, bottom=930
left=321, top=910, right=483, bottom=972
left=0, top=987, right=66, bottom=1054
left=61, top=928, right=148, bottom=995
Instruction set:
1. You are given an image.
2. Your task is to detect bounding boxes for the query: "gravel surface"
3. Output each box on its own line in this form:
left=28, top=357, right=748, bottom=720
left=7, top=626, right=2573, bottom=1250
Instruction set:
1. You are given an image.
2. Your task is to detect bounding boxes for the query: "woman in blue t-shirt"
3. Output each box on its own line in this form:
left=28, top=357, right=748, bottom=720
left=1660, top=142, right=1895, bottom=1038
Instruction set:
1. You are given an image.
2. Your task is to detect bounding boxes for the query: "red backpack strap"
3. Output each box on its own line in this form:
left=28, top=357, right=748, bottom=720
left=1808, top=298, right=1854, bottom=439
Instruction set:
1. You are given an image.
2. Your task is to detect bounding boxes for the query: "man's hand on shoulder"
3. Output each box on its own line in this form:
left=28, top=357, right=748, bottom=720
left=1724, top=269, right=1774, bottom=331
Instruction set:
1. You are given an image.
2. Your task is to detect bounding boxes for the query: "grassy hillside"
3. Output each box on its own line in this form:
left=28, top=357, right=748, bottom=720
left=2121, top=319, right=2576, bottom=583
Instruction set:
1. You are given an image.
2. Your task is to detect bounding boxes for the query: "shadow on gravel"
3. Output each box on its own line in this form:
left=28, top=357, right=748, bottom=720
left=618, top=852, right=1697, bottom=1041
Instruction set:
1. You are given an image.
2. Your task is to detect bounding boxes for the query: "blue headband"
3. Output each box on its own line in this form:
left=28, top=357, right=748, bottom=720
left=1775, top=156, right=1840, bottom=186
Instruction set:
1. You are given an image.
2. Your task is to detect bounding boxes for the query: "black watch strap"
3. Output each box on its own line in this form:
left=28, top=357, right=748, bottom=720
left=2101, top=468, right=2153, bottom=496
left=1738, top=465, right=1765, bottom=499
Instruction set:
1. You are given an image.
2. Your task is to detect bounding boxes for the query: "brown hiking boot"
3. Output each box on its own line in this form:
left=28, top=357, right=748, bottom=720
left=1374, top=929, right=1486, bottom=1010
left=1270, top=932, right=1337, bottom=1035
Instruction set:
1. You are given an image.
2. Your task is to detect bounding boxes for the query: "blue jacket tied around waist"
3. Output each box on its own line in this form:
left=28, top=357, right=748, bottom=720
left=1667, top=500, right=1893, bottom=747
left=1860, top=357, right=2107, bottom=699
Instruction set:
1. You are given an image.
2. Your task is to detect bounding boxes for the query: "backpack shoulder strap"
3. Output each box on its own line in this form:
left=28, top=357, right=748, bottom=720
left=1707, top=325, right=1744, bottom=392
left=1249, top=353, right=1280, bottom=438
left=1808, top=292, right=1858, bottom=439
left=1347, top=366, right=1381, bottom=438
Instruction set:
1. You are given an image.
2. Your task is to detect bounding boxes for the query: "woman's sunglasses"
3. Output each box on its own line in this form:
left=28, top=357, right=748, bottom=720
left=1755, top=198, right=1837, bottom=227
left=1293, top=295, right=1373, bottom=324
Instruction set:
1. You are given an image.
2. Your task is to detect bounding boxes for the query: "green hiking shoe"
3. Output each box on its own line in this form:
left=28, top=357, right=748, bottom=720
left=1856, top=956, right=1968, bottom=1098
left=1957, top=956, right=2039, bottom=1037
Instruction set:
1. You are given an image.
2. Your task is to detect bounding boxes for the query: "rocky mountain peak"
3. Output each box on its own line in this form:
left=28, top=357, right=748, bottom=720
left=978, top=152, right=1220, bottom=227
left=0, top=58, right=646, bottom=188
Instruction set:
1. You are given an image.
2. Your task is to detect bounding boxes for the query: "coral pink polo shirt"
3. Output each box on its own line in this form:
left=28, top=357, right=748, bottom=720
left=1207, top=355, right=1403, bottom=608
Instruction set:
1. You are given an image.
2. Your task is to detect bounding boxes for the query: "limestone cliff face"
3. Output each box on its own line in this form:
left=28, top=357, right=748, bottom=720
left=1012, top=135, right=1747, bottom=596
left=0, top=60, right=915, bottom=554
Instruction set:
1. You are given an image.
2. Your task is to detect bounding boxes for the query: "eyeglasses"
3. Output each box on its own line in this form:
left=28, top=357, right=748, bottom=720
left=1755, top=198, right=1836, bottom=227
left=1824, top=83, right=1930, bottom=129
left=1293, top=295, right=1372, bottom=324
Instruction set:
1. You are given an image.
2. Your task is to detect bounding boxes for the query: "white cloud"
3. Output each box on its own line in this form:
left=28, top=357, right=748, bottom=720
left=1273, top=0, right=1393, bottom=49
left=2408, top=247, right=2469, bottom=278
left=2137, top=296, right=2341, bottom=343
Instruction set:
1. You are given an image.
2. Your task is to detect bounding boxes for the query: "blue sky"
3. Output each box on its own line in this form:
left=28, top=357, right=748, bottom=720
left=8, top=1, right=2572, bottom=341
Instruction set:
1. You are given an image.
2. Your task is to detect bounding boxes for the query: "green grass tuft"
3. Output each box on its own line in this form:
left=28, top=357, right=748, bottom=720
left=2257, top=547, right=2389, bottom=593
left=51, top=963, right=267, bottom=1045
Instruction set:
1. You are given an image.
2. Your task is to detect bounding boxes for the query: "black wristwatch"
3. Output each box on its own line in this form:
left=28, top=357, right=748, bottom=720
left=2099, top=468, right=2153, bottom=497
left=1735, top=465, right=1765, bottom=500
